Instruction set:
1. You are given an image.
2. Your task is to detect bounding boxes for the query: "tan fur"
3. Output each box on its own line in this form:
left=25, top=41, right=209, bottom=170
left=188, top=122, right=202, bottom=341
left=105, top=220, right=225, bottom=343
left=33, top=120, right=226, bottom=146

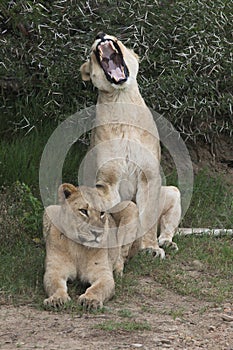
left=43, top=183, right=139, bottom=309
left=80, top=34, right=166, bottom=257
left=43, top=184, right=181, bottom=309
left=116, top=186, right=181, bottom=268
left=158, top=186, right=181, bottom=250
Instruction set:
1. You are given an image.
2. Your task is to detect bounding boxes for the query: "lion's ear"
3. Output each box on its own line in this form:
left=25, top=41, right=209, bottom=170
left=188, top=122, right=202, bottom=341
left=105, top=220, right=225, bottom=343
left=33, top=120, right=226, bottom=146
left=130, top=50, right=139, bottom=61
left=58, top=183, right=77, bottom=202
left=80, top=61, right=91, bottom=81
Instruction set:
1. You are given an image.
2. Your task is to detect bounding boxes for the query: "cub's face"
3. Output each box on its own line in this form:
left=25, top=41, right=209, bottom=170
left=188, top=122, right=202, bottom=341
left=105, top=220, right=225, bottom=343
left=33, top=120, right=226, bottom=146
left=58, top=183, right=110, bottom=247
left=80, top=33, right=139, bottom=91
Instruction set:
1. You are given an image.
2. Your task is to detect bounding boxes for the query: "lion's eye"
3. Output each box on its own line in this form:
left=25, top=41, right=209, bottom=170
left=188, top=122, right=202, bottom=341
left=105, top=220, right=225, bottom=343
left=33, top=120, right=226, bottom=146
left=100, top=211, right=105, bottom=219
left=79, top=209, right=88, bottom=217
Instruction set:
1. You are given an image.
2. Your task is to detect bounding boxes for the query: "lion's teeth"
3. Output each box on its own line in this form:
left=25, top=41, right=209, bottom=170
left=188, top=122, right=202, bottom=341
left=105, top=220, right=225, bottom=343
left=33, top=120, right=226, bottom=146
left=109, top=41, right=118, bottom=53
left=109, top=67, right=125, bottom=81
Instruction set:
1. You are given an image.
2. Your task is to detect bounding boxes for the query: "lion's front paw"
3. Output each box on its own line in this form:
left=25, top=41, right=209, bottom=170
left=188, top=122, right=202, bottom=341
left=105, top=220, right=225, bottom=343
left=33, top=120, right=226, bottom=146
left=78, top=292, right=103, bottom=311
left=141, top=243, right=165, bottom=259
left=114, top=258, right=124, bottom=277
left=44, top=291, right=71, bottom=308
left=151, top=247, right=165, bottom=259
left=159, top=238, right=178, bottom=251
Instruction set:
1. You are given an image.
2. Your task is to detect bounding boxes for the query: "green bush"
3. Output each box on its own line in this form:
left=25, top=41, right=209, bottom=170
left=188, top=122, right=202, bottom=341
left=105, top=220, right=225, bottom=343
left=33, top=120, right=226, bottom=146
left=0, top=181, right=43, bottom=248
left=15, top=181, right=43, bottom=235
left=0, top=0, right=232, bottom=141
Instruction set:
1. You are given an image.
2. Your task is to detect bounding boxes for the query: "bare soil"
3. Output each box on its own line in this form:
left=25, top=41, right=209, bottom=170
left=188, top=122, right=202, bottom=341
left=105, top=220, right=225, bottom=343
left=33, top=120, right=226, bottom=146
left=1, top=278, right=232, bottom=350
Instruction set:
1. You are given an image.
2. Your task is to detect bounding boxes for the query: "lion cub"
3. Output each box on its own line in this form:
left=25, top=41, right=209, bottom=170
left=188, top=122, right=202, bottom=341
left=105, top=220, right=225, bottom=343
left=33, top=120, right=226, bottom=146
left=43, top=184, right=181, bottom=309
left=43, top=183, right=139, bottom=310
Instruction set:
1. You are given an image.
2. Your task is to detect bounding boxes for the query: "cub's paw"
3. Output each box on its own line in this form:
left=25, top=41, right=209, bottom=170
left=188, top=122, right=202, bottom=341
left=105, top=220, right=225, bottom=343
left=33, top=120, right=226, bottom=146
left=159, top=238, right=178, bottom=251
left=44, top=292, right=71, bottom=308
left=78, top=292, right=103, bottom=311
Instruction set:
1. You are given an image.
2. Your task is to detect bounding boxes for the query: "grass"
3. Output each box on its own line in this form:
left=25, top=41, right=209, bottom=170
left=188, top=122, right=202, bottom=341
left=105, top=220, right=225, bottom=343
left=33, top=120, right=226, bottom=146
left=118, top=309, right=134, bottom=318
left=182, top=170, right=233, bottom=228
left=167, top=308, right=186, bottom=321
left=0, top=133, right=46, bottom=187
left=0, top=161, right=232, bottom=307
left=165, top=168, right=233, bottom=229
left=1, top=225, right=232, bottom=306
left=0, top=240, right=45, bottom=304
left=0, top=123, right=88, bottom=189
left=122, top=234, right=233, bottom=303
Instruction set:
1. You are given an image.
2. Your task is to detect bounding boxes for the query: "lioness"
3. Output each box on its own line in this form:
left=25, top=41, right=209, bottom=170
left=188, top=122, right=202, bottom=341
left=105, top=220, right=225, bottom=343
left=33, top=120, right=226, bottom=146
left=80, top=33, right=165, bottom=257
left=43, top=183, right=180, bottom=309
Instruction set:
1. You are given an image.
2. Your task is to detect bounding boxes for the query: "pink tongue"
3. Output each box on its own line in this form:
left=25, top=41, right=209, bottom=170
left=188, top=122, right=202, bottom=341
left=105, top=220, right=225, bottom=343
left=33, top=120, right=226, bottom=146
left=108, top=61, right=125, bottom=81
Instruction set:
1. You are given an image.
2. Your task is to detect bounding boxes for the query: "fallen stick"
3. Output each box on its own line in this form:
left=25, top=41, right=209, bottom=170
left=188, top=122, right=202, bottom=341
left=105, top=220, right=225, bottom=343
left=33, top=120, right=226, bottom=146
left=177, top=228, right=233, bottom=236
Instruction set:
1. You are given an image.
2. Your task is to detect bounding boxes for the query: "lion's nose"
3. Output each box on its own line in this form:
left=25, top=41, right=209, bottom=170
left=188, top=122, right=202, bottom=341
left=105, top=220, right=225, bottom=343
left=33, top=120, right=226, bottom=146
left=96, top=32, right=106, bottom=40
left=91, top=229, right=103, bottom=238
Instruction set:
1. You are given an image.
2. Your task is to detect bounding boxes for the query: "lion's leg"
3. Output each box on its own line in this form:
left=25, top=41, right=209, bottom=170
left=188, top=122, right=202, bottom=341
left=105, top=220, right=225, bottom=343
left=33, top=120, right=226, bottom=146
left=43, top=257, right=76, bottom=307
left=136, top=171, right=165, bottom=259
left=110, top=201, right=139, bottom=276
left=158, top=186, right=181, bottom=251
left=78, top=269, right=115, bottom=310
left=96, top=163, right=121, bottom=210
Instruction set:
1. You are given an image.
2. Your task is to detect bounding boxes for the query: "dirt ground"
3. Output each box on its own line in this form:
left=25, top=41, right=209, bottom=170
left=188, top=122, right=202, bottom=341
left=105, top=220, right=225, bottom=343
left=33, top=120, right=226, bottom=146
left=1, top=279, right=232, bottom=350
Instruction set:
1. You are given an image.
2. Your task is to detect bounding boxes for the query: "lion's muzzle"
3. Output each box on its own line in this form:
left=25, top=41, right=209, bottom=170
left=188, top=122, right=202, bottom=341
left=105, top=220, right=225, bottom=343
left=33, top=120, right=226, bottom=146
left=95, top=36, right=129, bottom=85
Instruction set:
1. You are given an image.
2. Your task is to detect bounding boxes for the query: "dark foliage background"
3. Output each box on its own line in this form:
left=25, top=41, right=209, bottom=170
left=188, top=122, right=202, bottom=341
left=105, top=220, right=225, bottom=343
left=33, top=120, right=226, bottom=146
left=1, top=0, right=232, bottom=142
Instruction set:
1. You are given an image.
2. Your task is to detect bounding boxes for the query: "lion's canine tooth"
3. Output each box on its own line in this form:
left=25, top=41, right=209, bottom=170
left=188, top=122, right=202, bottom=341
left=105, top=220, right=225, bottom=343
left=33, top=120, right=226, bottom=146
left=109, top=41, right=118, bottom=53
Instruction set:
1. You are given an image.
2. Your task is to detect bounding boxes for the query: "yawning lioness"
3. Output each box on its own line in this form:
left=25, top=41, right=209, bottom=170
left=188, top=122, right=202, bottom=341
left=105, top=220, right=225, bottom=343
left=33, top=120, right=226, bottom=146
left=80, top=33, right=167, bottom=257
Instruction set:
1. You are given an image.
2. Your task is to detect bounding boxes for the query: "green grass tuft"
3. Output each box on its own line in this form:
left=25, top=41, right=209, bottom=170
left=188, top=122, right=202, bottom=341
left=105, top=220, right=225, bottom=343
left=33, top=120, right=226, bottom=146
left=181, top=170, right=233, bottom=228
left=122, top=234, right=233, bottom=303
left=0, top=124, right=88, bottom=188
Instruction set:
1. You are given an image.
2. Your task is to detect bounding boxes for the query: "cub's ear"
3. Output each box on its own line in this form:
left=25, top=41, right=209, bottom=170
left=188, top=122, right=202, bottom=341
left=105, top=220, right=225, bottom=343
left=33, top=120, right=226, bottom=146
left=80, top=61, right=91, bottom=81
left=58, top=183, right=77, bottom=202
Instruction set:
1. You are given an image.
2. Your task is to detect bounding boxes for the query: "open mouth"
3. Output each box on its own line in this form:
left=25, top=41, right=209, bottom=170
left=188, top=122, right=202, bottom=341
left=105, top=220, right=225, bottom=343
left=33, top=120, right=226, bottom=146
left=95, top=39, right=129, bottom=85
